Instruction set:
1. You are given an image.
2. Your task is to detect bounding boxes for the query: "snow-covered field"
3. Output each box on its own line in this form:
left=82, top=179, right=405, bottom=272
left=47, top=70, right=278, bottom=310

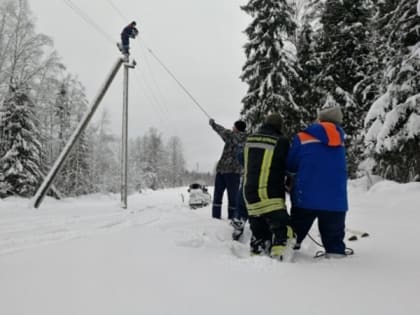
left=1, top=179, right=420, bottom=315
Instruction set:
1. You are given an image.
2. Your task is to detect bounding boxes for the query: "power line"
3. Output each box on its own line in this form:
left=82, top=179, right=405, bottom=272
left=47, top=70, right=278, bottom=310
left=102, top=0, right=212, bottom=120
left=137, top=46, right=182, bottom=137
left=65, top=0, right=212, bottom=121
left=62, top=0, right=115, bottom=45
left=105, top=0, right=128, bottom=21
left=138, top=45, right=171, bottom=114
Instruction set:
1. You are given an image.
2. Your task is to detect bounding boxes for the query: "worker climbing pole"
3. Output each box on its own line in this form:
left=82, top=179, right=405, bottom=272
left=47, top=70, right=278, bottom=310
left=117, top=21, right=139, bottom=60
left=119, top=23, right=137, bottom=209
left=33, top=22, right=137, bottom=209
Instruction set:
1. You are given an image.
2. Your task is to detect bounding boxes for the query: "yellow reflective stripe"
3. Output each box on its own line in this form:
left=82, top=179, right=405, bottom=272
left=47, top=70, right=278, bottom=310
left=246, top=142, right=275, bottom=150
left=247, top=198, right=285, bottom=216
left=287, top=225, right=294, bottom=239
left=271, top=245, right=286, bottom=257
left=246, top=136, right=277, bottom=145
left=258, top=149, right=273, bottom=201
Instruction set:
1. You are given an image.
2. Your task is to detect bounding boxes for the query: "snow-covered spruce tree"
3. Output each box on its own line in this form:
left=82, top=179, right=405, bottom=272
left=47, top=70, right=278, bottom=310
left=364, top=0, right=420, bottom=182
left=59, top=131, right=93, bottom=196
left=240, top=0, right=304, bottom=135
left=0, top=85, right=43, bottom=197
left=311, top=0, right=372, bottom=177
left=295, top=21, right=324, bottom=121
left=141, top=128, right=168, bottom=190
left=128, top=136, right=146, bottom=192
left=49, top=76, right=93, bottom=196
left=89, top=110, right=120, bottom=193
left=166, top=136, right=186, bottom=187
left=291, top=0, right=328, bottom=124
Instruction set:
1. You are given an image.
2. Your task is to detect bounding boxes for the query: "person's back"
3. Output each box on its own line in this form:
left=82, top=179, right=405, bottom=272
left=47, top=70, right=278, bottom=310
left=121, top=23, right=138, bottom=38
left=244, top=124, right=289, bottom=213
left=287, top=121, right=348, bottom=211
left=210, top=120, right=247, bottom=174
left=243, top=114, right=293, bottom=260
left=287, top=105, right=349, bottom=257
left=118, top=21, right=138, bottom=56
left=209, top=119, right=247, bottom=219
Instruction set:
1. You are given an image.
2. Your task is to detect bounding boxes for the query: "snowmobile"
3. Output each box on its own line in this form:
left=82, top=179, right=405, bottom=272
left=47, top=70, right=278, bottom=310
left=188, top=183, right=211, bottom=209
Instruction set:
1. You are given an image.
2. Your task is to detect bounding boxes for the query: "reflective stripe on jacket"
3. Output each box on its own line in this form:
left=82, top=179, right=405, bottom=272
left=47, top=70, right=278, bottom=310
left=243, top=124, right=289, bottom=216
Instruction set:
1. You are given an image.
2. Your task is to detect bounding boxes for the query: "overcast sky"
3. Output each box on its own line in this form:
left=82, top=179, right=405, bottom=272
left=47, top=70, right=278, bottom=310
left=29, top=0, right=251, bottom=172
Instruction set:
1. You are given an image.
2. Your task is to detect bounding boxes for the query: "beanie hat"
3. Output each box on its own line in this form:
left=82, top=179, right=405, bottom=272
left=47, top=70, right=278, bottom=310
left=234, top=120, right=246, bottom=132
left=265, top=114, right=283, bottom=133
left=317, top=106, right=343, bottom=124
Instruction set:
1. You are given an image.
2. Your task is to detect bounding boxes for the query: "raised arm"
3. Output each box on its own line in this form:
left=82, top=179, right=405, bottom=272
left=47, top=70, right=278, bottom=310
left=209, top=119, right=233, bottom=142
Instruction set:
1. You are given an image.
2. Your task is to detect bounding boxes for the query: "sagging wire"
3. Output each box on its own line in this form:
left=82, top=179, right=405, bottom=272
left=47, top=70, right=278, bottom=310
left=101, top=0, right=212, bottom=120
left=62, top=0, right=115, bottom=45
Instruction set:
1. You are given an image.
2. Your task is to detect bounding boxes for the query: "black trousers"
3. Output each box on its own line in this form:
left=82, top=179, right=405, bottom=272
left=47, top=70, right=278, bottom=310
left=212, top=172, right=240, bottom=219
left=291, top=207, right=346, bottom=254
left=249, top=210, right=291, bottom=249
left=121, top=36, right=130, bottom=54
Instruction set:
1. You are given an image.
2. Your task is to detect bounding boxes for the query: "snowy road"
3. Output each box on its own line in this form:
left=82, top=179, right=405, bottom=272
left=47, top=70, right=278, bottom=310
left=1, top=182, right=420, bottom=315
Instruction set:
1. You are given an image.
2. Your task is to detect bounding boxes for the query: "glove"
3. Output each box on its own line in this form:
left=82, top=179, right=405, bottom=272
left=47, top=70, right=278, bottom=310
left=209, top=118, right=215, bottom=126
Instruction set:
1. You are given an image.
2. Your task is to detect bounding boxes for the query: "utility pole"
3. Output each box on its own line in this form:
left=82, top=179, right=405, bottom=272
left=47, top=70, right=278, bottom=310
left=33, top=58, right=124, bottom=209
left=121, top=57, right=136, bottom=209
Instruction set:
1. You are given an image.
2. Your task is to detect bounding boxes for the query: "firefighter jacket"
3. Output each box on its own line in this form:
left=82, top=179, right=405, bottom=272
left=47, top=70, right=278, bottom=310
left=243, top=124, right=289, bottom=216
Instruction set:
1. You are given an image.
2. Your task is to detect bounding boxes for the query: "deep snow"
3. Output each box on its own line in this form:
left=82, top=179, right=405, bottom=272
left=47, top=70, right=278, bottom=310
left=1, top=178, right=420, bottom=315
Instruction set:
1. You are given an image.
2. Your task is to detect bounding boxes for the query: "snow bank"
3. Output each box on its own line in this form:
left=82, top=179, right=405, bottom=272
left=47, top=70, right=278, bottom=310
left=1, top=182, right=420, bottom=315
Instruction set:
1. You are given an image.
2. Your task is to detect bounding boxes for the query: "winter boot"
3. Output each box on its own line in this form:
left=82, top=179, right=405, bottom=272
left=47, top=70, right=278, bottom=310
left=270, top=244, right=286, bottom=260
left=231, top=218, right=245, bottom=241
left=271, top=226, right=296, bottom=261
left=250, top=236, right=271, bottom=256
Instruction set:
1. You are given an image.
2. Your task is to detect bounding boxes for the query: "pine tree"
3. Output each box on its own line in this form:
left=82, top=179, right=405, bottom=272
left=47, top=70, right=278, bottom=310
left=311, top=0, right=372, bottom=176
left=166, top=136, right=186, bottom=187
left=59, top=132, right=93, bottom=196
left=364, top=0, right=420, bottom=182
left=240, top=0, right=304, bottom=135
left=128, top=136, right=145, bottom=192
left=89, top=110, right=120, bottom=193
left=141, top=128, right=167, bottom=190
left=296, top=21, right=323, bottom=120
left=0, top=85, right=44, bottom=197
left=49, top=77, right=93, bottom=196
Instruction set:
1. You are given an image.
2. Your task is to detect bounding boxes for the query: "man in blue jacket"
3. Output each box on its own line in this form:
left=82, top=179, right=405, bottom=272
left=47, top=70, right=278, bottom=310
left=118, top=21, right=139, bottom=57
left=286, top=106, right=348, bottom=257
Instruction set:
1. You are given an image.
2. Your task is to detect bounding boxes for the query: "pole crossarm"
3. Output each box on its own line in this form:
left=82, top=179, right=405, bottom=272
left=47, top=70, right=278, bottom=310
left=33, top=58, right=125, bottom=209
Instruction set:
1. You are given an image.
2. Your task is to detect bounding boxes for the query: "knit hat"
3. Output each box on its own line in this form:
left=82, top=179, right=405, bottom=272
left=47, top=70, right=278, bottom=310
left=317, top=106, right=343, bottom=124
left=265, top=114, right=283, bottom=133
left=234, top=120, right=246, bottom=132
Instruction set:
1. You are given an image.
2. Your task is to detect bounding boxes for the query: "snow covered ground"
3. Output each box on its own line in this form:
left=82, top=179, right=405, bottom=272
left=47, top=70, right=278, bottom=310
left=1, top=178, right=420, bottom=315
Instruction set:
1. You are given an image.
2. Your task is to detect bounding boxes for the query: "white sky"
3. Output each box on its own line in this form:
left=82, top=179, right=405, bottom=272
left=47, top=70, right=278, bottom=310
left=29, top=0, right=251, bottom=172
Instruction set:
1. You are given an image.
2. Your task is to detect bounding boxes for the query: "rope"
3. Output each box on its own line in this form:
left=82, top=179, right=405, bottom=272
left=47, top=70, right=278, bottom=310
left=308, top=231, right=354, bottom=257
left=145, top=47, right=212, bottom=119
left=308, top=232, right=324, bottom=248
left=62, top=0, right=212, bottom=121
left=102, top=0, right=211, bottom=119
